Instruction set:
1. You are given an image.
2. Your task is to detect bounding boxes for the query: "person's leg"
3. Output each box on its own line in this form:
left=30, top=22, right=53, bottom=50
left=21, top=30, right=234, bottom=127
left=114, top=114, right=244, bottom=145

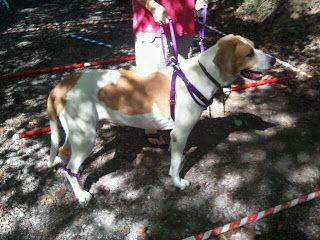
left=135, top=34, right=172, bottom=147
left=134, top=34, right=167, bottom=76
left=134, top=34, right=193, bottom=75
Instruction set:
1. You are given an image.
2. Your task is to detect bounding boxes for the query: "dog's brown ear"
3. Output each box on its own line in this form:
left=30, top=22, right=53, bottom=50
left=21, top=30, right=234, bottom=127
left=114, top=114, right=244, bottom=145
left=213, top=34, right=240, bottom=76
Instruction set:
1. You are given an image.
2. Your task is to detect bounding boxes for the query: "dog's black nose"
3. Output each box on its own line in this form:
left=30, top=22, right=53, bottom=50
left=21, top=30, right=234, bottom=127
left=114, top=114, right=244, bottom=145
left=270, top=56, right=277, bottom=66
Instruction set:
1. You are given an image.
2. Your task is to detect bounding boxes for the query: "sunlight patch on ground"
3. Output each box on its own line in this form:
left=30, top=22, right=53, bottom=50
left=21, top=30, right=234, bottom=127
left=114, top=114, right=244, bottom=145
left=122, top=189, right=144, bottom=202
left=90, top=171, right=132, bottom=194
left=0, top=213, right=17, bottom=235
left=227, top=132, right=258, bottom=143
left=14, top=57, right=43, bottom=72
left=17, top=41, right=32, bottom=48
left=287, top=165, right=320, bottom=184
left=21, top=175, right=40, bottom=194
left=19, top=8, right=38, bottom=13
left=270, top=113, right=296, bottom=129
left=214, top=193, right=248, bottom=219
left=273, top=153, right=292, bottom=173
left=240, top=148, right=266, bottom=163
left=220, top=173, right=243, bottom=190
left=94, top=210, right=117, bottom=233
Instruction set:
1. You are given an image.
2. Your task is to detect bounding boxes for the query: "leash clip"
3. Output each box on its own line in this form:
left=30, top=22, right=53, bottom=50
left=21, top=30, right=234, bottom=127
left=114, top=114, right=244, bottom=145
left=199, top=37, right=204, bottom=45
left=170, top=57, right=179, bottom=67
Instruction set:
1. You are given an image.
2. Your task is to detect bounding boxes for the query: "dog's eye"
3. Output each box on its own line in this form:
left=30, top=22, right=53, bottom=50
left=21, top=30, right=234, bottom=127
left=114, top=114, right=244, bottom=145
left=247, top=50, right=255, bottom=57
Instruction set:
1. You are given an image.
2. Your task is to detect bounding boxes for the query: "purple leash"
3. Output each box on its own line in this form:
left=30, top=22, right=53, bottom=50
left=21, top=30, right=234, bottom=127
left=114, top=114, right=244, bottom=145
left=160, top=26, right=168, bottom=65
left=199, top=5, right=207, bottom=53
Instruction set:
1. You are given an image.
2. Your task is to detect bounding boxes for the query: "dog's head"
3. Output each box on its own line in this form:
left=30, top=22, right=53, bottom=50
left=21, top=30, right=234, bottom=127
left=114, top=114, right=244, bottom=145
left=213, top=34, right=276, bottom=77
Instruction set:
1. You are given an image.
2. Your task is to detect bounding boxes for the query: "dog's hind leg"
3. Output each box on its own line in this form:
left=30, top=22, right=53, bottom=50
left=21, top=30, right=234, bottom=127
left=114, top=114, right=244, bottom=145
left=48, top=119, right=60, bottom=167
left=57, top=116, right=71, bottom=164
left=65, top=128, right=96, bottom=204
left=62, top=108, right=98, bottom=204
left=58, top=138, right=71, bottom=163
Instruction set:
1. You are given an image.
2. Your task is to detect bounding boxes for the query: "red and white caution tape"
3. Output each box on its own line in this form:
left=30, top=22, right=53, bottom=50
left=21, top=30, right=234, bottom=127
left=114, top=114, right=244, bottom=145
left=0, top=18, right=132, bottom=35
left=183, top=190, right=320, bottom=240
left=276, top=58, right=312, bottom=78
left=0, top=56, right=135, bottom=80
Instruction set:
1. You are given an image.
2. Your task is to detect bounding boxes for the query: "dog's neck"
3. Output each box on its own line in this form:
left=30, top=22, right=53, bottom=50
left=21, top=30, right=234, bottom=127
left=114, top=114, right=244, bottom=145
left=197, top=45, right=237, bottom=87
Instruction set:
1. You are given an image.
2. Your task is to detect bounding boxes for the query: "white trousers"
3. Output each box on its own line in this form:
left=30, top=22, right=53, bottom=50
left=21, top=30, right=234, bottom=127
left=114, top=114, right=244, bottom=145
left=134, top=34, right=193, bottom=76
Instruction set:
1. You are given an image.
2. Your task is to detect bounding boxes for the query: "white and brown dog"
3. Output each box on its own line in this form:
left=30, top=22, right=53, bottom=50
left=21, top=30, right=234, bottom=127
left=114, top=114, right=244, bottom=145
left=47, top=34, right=276, bottom=204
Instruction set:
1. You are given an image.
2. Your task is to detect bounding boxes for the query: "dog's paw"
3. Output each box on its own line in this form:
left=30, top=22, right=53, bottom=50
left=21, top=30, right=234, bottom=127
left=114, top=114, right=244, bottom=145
left=76, top=190, right=92, bottom=205
left=173, top=177, right=190, bottom=190
left=179, top=179, right=190, bottom=190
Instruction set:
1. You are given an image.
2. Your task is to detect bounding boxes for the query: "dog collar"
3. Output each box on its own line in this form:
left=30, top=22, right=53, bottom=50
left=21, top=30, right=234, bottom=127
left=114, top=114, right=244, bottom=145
left=198, top=60, right=222, bottom=88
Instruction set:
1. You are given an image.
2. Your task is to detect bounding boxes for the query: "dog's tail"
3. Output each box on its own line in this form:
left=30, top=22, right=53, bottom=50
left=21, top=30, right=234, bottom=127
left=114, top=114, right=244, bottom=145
left=47, top=94, right=60, bottom=164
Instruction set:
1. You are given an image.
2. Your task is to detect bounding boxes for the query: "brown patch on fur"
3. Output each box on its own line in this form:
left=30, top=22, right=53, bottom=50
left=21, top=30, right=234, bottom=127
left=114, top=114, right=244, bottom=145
left=58, top=147, right=72, bottom=156
left=213, top=34, right=256, bottom=76
left=98, top=70, right=170, bottom=118
left=47, top=72, right=82, bottom=120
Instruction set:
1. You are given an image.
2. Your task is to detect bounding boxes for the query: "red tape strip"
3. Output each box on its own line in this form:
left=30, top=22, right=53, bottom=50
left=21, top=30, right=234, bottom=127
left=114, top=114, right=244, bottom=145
left=0, top=56, right=135, bottom=81
left=230, top=76, right=293, bottom=92
left=18, top=124, right=63, bottom=139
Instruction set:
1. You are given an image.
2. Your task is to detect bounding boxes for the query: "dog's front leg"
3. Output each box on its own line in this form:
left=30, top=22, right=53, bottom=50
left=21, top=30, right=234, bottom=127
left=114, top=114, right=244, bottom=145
left=169, top=130, right=190, bottom=189
left=169, top=114, right=199, bottom=189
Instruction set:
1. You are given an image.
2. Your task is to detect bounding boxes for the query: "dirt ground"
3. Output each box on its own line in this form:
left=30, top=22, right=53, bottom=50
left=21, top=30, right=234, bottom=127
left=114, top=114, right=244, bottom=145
left=0, top=0, right=320, bottom=239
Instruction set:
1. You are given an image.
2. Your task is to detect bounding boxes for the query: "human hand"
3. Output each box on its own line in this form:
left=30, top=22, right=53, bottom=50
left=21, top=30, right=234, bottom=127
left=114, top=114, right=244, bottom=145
left=195, top=0, right=208, bottom=10
left=149, top=1, right=170, bottom=25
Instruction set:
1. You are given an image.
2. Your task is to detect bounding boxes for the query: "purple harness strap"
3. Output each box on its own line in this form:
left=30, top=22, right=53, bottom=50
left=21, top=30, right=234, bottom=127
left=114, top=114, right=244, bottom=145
left=63, top=165, right=81, bottom=179
left=161, top=20, right=213, bottom=121
left=170, top=66, right=213, bottom=120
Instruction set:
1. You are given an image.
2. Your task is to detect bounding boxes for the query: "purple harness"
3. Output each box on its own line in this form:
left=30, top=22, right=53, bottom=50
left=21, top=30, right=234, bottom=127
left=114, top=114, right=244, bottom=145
left=161, top=15, right=217, bottom=121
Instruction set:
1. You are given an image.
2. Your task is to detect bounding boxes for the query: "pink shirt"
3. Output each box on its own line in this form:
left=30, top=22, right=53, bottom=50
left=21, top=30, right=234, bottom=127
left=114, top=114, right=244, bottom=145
left=132, top=0, right=195, bottom=37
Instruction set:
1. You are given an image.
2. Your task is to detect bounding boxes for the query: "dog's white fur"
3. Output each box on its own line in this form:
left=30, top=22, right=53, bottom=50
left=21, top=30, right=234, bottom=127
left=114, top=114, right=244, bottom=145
left=48, top=34, right=275, bottom=204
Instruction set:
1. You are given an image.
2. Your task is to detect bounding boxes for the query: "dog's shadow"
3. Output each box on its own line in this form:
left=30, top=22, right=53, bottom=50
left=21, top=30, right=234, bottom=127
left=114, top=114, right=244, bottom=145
left=181, top=112, right=275, bottom=176
left=83, top=112, right=275, bottom=191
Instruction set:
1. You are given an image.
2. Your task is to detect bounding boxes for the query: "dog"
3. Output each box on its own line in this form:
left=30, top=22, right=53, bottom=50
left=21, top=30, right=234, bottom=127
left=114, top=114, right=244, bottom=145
left=47, top=34, right=276, bottom=204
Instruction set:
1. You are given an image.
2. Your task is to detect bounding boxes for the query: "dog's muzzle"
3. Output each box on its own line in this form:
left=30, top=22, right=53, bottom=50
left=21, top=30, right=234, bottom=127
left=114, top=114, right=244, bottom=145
left=245, top=51, right=277, bottom=79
